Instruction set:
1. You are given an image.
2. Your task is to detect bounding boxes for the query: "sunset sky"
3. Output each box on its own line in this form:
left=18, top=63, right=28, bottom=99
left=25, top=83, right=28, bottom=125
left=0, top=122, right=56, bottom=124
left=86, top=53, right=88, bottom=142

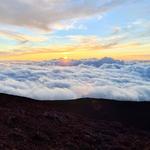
left=0, top=0, right=149, bottom=61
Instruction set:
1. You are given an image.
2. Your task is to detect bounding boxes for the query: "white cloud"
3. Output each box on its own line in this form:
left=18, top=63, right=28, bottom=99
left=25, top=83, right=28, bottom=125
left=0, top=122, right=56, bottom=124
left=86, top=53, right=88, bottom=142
left=50, top=20, right=87, bottom=31
left=0, top=58, right=150, bottom=101
left=0, top=0, right=132, bottom=31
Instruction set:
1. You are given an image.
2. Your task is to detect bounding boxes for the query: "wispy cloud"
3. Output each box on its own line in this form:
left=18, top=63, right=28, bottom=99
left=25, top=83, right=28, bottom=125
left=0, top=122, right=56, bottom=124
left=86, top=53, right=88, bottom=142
left=0, top=34, right=146, bottom=59
left=112, top=19, right=150, bottom=41
left=0, top=29, right=47, bottom=44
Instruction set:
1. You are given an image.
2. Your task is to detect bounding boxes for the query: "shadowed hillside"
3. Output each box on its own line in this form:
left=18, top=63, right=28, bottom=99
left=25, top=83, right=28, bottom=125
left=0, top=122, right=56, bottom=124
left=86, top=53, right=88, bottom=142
left=0, top=93, right=150, bottom=150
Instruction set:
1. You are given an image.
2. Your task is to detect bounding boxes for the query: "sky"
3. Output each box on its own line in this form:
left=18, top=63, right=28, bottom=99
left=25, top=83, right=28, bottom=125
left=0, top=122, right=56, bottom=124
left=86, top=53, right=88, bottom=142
left=0, top=0, right=149, bottom=61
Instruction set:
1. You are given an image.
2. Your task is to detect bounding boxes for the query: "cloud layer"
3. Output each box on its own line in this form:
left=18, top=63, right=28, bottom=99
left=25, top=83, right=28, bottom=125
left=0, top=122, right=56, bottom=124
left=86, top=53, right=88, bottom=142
left=0, top=58, right=150, bottom=101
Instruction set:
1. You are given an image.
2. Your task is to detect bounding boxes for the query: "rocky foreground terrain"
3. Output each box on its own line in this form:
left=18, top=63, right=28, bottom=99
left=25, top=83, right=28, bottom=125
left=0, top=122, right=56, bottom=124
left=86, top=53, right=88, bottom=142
left=0, top=93, right=150, bottom=150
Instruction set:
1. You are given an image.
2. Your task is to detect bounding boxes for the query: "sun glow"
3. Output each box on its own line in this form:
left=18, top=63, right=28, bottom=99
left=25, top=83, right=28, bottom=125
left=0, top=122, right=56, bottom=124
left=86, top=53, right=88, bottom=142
left=63, top=56, right=68, bottom=60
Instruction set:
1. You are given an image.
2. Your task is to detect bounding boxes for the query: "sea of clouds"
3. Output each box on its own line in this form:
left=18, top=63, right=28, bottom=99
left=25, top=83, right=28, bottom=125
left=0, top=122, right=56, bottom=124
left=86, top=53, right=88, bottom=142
left=0, top=57, right=150, bottom=101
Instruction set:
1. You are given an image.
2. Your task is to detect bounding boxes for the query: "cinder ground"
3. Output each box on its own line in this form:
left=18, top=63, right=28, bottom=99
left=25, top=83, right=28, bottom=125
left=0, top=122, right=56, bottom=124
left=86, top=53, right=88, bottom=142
left=0, top=93, right=150, bottom=150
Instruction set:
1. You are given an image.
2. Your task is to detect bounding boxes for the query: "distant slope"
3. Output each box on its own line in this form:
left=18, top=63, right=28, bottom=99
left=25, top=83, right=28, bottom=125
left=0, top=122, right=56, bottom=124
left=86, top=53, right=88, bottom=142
left=0, top=93, right=150, bottom=150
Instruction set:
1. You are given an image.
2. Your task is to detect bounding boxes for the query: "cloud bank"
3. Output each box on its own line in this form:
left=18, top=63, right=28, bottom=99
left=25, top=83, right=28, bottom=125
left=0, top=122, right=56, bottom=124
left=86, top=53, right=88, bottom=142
left=0, top=58, right=150, bottom=101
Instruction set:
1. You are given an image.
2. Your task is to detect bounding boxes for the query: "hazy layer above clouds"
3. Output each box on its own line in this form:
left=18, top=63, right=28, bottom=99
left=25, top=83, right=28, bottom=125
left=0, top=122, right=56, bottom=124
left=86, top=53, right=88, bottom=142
left=0, top=58, right=150, bottom=101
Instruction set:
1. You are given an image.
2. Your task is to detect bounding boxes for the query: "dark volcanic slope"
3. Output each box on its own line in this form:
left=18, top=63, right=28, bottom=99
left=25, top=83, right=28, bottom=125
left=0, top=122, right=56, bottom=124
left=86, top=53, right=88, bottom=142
left=0, top=93, right=150, bottom=150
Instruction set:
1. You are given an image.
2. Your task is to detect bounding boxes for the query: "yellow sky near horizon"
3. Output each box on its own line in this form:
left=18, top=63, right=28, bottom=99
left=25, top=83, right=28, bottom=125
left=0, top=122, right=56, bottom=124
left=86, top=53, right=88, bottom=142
left=0, top=44, right=149, bottom=61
